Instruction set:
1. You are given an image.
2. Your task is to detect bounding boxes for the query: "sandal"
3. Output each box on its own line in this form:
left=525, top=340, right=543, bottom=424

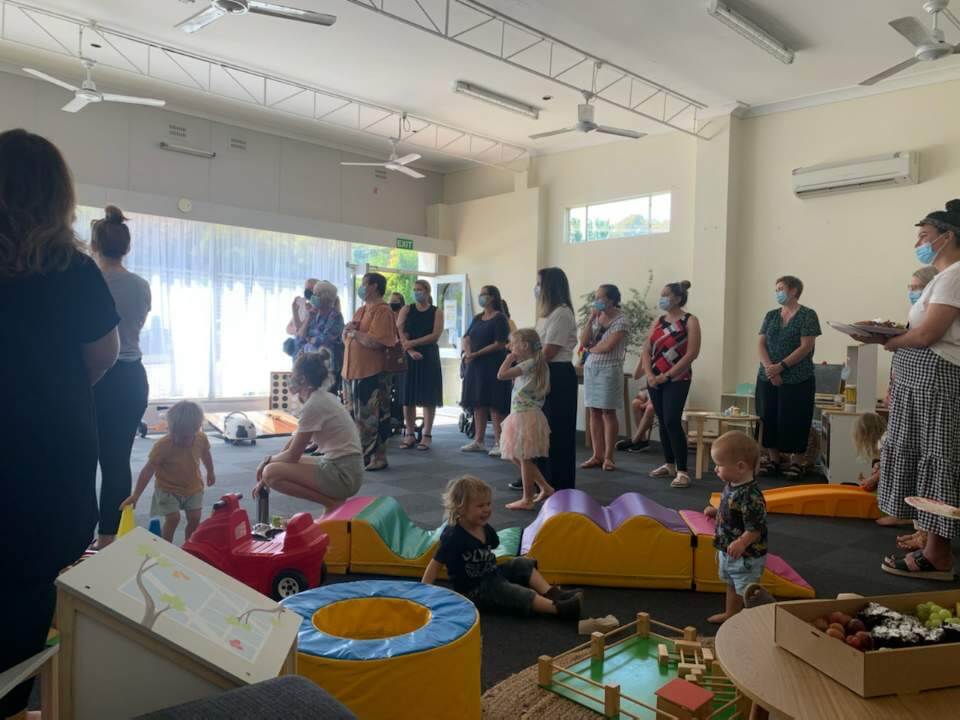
left=365, top=459, right=389, bottom=472
left=416, top=434, right=432, bottom=451
left=757, top=460, right=780, bottom=477
left=650, top=464, right=675, bottom=478
left=581, top=457, right=603, bottom=469
left=670, top=472, right=692, bottom=488
left=399, top=434, right=417, bottom=449
left=781, top=462, right=804, bottom=479
left=882, top=550, right=955, bottom=581
left=602, top=460, right=616, bottom=472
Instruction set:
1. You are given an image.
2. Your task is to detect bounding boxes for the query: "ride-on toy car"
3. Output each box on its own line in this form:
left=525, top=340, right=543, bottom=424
left=183, top=493, right=328, bottom=600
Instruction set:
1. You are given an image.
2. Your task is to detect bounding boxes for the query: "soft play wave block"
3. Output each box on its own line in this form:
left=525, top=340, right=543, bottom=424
left=349, top=496, right=521, bottom=577
left=521, top=490, right=694, bottom=589
left=679, top=510, right=815, bottom=598
left=314, top=496, right=375, bottom=575
left=709, top=484, right=880, bottom=519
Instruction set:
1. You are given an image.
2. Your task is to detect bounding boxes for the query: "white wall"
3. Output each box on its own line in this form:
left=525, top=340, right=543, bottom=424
left=443, top=164, right=517, bottom=204
left=0, top=71, right=450, bottom=254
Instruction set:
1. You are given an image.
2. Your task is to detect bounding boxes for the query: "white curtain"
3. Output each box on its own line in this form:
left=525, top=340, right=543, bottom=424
left=75, top=207, right=351, bottom=400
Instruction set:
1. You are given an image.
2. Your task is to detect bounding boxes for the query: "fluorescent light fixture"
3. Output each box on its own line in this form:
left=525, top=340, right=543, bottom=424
left=158, top=141, right=216, bottom=158
left=708, top=0, right=794, bottom=65
left=453, top=80, right=539, bottom=119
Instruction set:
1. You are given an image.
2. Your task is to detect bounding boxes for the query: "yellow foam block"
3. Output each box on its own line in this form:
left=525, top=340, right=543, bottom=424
left=314, top=516, right=350, bottom=575
left=709, top=484, right=880, bottom=519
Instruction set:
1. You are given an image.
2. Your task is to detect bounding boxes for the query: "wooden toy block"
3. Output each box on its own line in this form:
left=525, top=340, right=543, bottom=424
left=590, top=631, right=605, bottom=660
left=658, top=643, right=669, bottom=666
left=655, top=678, right=715, bottom=720
left=683, top=626, right=698, bottom=642
left=702, top=647, right=715, bottom=667
left=537, top=656, right=553, bottom=687
left=603, top=683, right=620, bottom=718
left=675, top=640, right=702, bottom=652
left=636, top=611, right=650, bottom=637
left=678, top=662, right=706, bottom=675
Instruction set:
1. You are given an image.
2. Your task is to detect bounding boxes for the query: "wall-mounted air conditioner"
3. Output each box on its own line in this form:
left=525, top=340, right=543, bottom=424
left=792, top=152, right=918, bottom=198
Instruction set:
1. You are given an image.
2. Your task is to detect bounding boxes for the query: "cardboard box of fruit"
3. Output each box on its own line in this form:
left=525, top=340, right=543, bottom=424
left=774, top=590, right=960, bottom=698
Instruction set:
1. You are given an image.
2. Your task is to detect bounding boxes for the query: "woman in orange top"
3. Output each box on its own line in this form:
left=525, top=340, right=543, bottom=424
left=342, top=272, right=398, bottom=471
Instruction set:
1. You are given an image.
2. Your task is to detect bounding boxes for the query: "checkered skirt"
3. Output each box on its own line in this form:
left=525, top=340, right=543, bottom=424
left=879, top=348, right=960, bottom=538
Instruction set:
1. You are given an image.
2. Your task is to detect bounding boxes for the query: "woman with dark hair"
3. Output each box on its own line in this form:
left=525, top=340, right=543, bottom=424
left=398, top=279, right=443, bottom=450
left=0, top=129, right=119, bottom=717
left=342, top=272, right=397, bottom=471
left=460, top=285, right=512, bottom=455
left=756, top=275, right=821, bottom=478
left=642, top=281, right=701, bottom=488
left=872, top=201, right=960, bottom=580
left=579, top=284, right=629, bottom=471
left=91, top=205, right=152, bottom=549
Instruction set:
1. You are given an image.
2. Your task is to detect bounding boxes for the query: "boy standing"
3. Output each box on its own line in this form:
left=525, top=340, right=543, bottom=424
left=704, top=431, right=767, bottom=624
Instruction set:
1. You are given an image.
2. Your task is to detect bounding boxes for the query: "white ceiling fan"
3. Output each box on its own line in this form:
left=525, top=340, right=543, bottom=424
left=861, top=0, right=960, bottom=85
left=176, top=0, right=336, bottom=34
left=23, top=59, right=165, bottom=113
left=341, top=138, right=425, bottom=179
left=529, top=91, right=645, bottom=140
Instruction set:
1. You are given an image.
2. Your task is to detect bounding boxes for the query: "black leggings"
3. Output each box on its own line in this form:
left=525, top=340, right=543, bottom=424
left=0, top=576, right=56, bottom=716
left=536, top=362, right=578, bottom=491
left=649, top=380, right=691, bottom=472
left=94, top=359, right=149, bottom=535
left=756, top=376, right=815, bottom=454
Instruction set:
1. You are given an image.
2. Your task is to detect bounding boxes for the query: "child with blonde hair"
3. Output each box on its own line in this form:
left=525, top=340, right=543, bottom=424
left=422, top=475, right=582, bottom=619
left=497, top=328, right=554, bottom=511
left=852, top=413, right=912, bottom=528
left=121, top=401, right=215, bottom=542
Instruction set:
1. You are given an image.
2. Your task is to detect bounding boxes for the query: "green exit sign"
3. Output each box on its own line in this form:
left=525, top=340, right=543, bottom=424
left=396, top=237, right=414, bottom=250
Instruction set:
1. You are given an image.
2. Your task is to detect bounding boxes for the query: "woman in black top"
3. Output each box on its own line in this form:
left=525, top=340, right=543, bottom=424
left=398, top=279, right=444, bottom=450
left=0, top=129, right=120, bottom=717
left=460, top=285, right=512, bottom=456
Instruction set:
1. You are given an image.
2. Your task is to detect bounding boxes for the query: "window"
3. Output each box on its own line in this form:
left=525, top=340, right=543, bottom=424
left=350, top=244, right=436, bottom=303
left=565, top=192, right=671, bottom=244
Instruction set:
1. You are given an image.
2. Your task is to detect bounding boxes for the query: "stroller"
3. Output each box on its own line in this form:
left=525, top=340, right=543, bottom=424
left=388, top=376, right=424, bottom=442
left=458, top=408, right=475, bottom=440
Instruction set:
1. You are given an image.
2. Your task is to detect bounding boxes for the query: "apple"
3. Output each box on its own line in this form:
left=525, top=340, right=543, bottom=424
left=829, top=611, right=852, bottom=627
left=855, top=631, right=873, bottom=651
left=846, top=618, right=866, bottom=635
left=813, top=617, right=829, bottom=632
left=826, top=627, right=845, bottom=641
left=846, top=635, right=863, bottom=650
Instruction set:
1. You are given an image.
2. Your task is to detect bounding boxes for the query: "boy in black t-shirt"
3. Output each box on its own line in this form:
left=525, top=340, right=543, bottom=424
left=422, top=475, right=582, bottom=619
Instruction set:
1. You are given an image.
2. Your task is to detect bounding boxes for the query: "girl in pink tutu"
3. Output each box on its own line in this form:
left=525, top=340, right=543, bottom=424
left=497, top=328, right=554, bottom=511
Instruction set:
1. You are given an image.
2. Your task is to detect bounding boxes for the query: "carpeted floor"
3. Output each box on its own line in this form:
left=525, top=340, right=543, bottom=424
left=119, top=422, right=960, bottom=691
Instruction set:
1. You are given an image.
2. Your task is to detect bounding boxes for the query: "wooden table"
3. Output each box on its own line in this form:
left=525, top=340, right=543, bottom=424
left=576, top=366, right=633, bottom=449
left=715, top=605, right=960, bottom=719
left=684, top=412, right=763, bottom=480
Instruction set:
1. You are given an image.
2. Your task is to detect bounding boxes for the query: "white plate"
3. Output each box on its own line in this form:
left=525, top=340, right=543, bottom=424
left=827, top=320, right=907, bottom=338
left=905, top=496, right=960, bottom=519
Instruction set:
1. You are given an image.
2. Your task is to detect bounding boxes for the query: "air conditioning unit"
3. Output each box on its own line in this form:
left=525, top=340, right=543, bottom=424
left=792, top=152, right=918, bottom=198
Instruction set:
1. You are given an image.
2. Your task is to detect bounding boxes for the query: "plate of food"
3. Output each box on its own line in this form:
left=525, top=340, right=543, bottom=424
left=828, top=319, right=908, bottom=339
left=905, top=496, right=960, bottom=519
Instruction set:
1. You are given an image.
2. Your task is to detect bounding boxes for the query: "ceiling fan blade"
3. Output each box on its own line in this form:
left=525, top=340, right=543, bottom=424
left=529, top=127, right=576, bottom=140
left=341, top=162, right=387, bottom=166
left=860, top=56, right=920, bottom=86
left=61, top=95, right=92, bottom=113
left=23, top=68, right=78, bottom=92
left=389, top=164, right=425, bottom=179
left=101, top=93, right=166, bottom=107
left=248, top=1, right=337, bottom=26
left=393, top=153, right=421, bottom=166
left=595, top=125, right=645, bottom=139
left=175, top=6, right=226, bottom=33
left=889, top=16, right=937, bottom=48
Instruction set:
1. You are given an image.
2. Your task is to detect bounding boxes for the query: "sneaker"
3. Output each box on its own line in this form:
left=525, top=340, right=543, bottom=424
left=670, top=471, right=692, bottom=488
left=614, top=439, right=632, bottom=452
left=627, top=440, right=650, bottom=453
left=460, top=441, right=485, bottom=453
left=554, top=592, right=583, bottom=621
left=488, top=444, right=501, bottom=457
left=545, top=586, right=583, bottom=602
left=508, top=479, right=523, bottom=491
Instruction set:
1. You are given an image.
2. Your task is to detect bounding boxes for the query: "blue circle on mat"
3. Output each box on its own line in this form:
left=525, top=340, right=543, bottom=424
left=282, top=580, right=477, bottom=661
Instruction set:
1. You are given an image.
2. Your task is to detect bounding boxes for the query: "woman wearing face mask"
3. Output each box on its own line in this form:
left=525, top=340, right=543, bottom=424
left=288, top=278, right=318, bottom=335
left=642, top=281, right=701, bottom=488
left=908, top=266, right=937, bottom=308
left=297, top=280, right=344, bottom=393
left=580, top=284, right=629, bottom=471
left=870, top=201, right=960, bottom=581
left=398, top=280, right=443, bottom=450
left=460, top=285, right=512, bottom=455
left=756, top=275, right=821, bottom=479
left=342, top=272, right=397, bottom=471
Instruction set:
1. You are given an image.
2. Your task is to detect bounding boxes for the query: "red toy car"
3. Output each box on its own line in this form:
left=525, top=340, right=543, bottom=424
left=183, top=493, right=328, bottom=600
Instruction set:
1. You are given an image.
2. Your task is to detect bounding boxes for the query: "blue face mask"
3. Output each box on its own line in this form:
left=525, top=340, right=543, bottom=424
left=478, top=294, right=488, bottom=308
left=775, top=290, right=788, bottom=305
left=657, top=296, right=672, bottom=311
left=593, top=299, right=607, bottom=312
left=534, top=285, right=541, bottom=299
left=915, top=236, right=943, bottom=265
left=414, top=290, right=427, bottom=304
left=357, top=285, right=367, bottom=301
left=908, top=289, right=923, bottom=305
left=309, top=295, right=322, bottom=308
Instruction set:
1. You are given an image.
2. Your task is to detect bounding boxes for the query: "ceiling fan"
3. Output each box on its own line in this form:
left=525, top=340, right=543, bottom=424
left=861, top=0, right=960, bottom=85
left=175, top=0, right=336, bottom=34
left=341, top=138, right=425, bottom=179
left=23, top=59, right=165, bottom=113
left=529, top=91, right=645, bottom=140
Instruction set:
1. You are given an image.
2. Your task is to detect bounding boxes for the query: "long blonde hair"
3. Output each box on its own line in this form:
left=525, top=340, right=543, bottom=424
left=442, top=475, right=491, bottom=526
left=852, top=413, right=886, bottom=460
left=512, top=328, right=550, bottom=399
left=166, top=400, right=205, bottom=446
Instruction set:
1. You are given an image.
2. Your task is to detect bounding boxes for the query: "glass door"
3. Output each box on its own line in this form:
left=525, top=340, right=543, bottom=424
left=430, top=274, right=472, bottom=359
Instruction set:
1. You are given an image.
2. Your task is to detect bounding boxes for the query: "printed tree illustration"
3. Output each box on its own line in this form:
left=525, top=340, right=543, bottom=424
left=227, top=606, right=284, bottom=632
left=134, top=545, right=187, bottom=629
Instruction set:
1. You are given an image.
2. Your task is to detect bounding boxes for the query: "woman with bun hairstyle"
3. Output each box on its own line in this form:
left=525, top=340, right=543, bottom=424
left=91, top=205, right=152, bottom=549
left=641, top=281, right=701, bottom=488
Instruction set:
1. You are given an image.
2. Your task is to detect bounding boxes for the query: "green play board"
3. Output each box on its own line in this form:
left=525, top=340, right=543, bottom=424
left=546, top=636, right=738, bottom=719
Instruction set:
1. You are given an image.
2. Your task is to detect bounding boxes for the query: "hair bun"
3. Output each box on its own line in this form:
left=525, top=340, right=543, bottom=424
left=946, top=199, right=960, bottom=215
left=680, top=280, right=692, bottom=290
left=104, top=205, right=127, bottom=224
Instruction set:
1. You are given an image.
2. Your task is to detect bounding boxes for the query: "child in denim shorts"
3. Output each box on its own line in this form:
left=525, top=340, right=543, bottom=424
left=421, top=475, right=582, bottom=620
left=704, top=431, right=767, bottom=625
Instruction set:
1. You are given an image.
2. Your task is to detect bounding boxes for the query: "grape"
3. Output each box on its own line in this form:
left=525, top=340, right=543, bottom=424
left=929, top=617, right=944, bottom=628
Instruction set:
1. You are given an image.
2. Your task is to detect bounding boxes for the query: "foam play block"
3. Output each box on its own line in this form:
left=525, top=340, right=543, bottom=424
left=521, top=490, right=694, bottom=589
left=314, top=496, right=376, bottom=575
left=349, top=496, right=521, bottom=577
left=708, top=484, right=880, bottom=519
left=679, top=510, right=814, bottom=598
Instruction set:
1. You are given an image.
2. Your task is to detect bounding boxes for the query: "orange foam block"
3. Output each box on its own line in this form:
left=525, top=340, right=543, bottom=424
left=709, top=484, right=880, bottom=519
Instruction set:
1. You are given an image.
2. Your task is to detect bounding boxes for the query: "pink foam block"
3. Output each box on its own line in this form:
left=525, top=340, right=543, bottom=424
left=321, top=495, right=375, bottom=522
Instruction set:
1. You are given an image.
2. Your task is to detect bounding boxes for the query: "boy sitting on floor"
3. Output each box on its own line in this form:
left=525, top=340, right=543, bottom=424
left=421, top=475, right=582, bottom=620
left=704, top=431, right=767, bottom=625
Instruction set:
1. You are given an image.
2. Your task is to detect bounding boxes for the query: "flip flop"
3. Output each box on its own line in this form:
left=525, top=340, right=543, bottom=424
left=602, top=461, right=616, bottom=472
left=581, top=458, right=603, bottom=469
left=882, top=550, right=955, bottom=581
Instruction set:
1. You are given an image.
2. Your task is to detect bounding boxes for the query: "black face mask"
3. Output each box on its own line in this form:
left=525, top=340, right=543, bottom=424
left=304, top=288, right=314, bottom=300
left=390, top=302, right=404, bottom=312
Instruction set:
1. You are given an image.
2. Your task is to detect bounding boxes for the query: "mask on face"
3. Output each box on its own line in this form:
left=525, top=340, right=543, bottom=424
left=304, top=288, right=313, bottom=300
left=309, top=295, right=323, bottom=308
left=357, top=285, right=367, bottom=301
left=390, top=302, right=403, bottom=312
left=775, top=290, right=788, bottom=305
left=593, top=299, right=607, bottom=312
left=915, top=235, right=944, bottom=265
left=657, top=296, right=672, bottom=311
left=533, top=285, right=541, bottom=299
left=414, top=290, right=427, bottom=304
left=908, top=289, right=923, bottom=305
left=478, top=295, right=488, bottom=308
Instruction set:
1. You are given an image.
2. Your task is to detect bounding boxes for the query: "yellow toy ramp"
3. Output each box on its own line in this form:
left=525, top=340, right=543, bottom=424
left=709, top=484, right=880, bottom=519
left=521, top=490, right=693, bottom=589
left=313, top=496, right=377, bottom=575
left=680, top=510, right=814, bottom=599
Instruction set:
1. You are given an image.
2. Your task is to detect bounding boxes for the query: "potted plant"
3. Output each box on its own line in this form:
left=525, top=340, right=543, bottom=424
left=576, top=271, right=655, bottom=360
